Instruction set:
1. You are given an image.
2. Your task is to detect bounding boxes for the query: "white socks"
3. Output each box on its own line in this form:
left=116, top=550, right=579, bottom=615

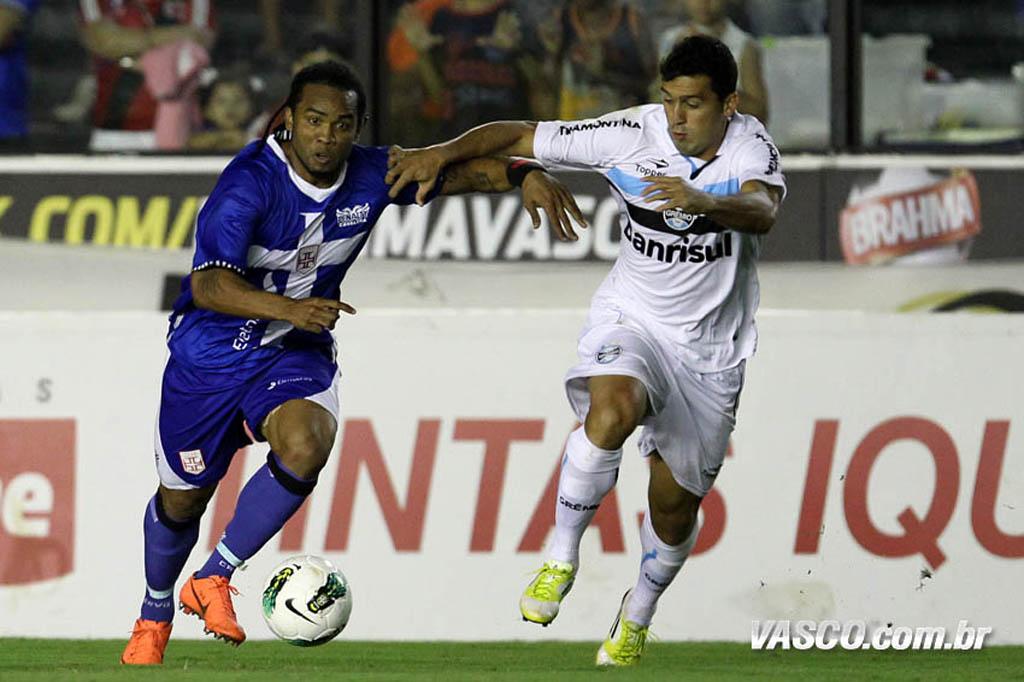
left=625, top=510, right=698, bottom=626
left=547, top=427, right=622, bottom=567
left=545, top=425, right=696, bottom=626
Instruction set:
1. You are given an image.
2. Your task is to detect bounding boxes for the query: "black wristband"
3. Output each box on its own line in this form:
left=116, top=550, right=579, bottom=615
left=506, top=159, right=545, bottom=187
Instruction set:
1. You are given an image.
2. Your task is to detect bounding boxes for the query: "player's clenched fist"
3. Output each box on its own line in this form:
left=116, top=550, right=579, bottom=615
left=285, top=298, right=356, bottom=333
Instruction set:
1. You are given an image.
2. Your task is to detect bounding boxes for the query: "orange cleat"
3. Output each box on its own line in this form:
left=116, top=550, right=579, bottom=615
left=179, top=573, right=247, bottom=645
left=121, top=618, right=172, bottom=665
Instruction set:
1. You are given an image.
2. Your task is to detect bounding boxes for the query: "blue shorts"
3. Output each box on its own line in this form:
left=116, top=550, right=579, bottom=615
left=153, top=347, right=340, bottom=489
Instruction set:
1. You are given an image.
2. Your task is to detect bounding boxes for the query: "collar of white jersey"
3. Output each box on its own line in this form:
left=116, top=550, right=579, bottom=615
left=266, top=136, right=348, bottom=202
left=715, top=113, right=762, bottom=157
left=660, top=113, right=754, bottom=177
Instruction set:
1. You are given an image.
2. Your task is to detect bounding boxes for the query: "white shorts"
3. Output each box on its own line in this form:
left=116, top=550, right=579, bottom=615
left=564, top=309, right=744, bottom=497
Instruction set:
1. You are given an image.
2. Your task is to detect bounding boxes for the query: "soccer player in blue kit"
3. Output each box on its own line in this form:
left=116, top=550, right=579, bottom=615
left=121, top=60, right=585, bottom=665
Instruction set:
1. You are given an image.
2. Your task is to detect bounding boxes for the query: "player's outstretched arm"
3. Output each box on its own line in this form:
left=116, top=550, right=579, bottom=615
left=386, top=121, right=538, bottom=204
left=191, top=267, right=356, bottom=333
left=438, top=157, right=587, bottom=242
left=640, top=178, right=782, bottom=235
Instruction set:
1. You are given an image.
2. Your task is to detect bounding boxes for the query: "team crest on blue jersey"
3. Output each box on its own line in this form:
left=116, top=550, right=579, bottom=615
left=337, top=203, right=371, bottom=228
left=663, top=208, right=700, bottom=231
left=296, top=244, right=320, bottom=273
left=179, top=449, right=206, bottom=474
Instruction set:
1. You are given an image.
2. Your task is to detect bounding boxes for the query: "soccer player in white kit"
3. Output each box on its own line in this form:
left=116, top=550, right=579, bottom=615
left=387, top=35, right=786, bottom=666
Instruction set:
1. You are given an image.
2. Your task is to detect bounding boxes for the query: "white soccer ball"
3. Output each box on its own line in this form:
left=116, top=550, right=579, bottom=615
left=261, top=555, right=352, bottom=646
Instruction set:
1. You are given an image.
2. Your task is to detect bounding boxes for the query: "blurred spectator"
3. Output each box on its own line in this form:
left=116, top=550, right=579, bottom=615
left=52, top=73, right=97, bottom=127
left=386, top=0, right=549, bottom=145
left=547, top=0, right=658, bottom=121
left=386, top=0, right=451, bottom=145
left=659, top=0, right=768, bottom=123
left=290, top=30, right=348, bottom=75
left=188, top=72, right=257, bottom=152
left=79, top=0, right=216, bottom=151
left=744, top=0, right=825, bottom=36
left=0, top=0, right=39, bottom=149
left=638, top=0, right=690, bottom=45
left=259, top=0, right=346, bottom=58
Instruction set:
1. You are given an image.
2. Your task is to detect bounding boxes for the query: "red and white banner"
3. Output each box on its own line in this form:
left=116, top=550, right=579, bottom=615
left=840, top=171, right=982, bottom=265
left=0, top=311, right=1021, bottom=642
left=0, top=420, right=75, bottom=585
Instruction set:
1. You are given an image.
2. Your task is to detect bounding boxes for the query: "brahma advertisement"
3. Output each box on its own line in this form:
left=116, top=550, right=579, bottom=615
left=839, top=169, right=982, bottom=265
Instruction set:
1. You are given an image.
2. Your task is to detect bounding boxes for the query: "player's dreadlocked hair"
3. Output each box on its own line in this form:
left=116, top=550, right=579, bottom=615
left=261, top=60, right=369, bottom=144
left=659, top=35, right=738, bottom=103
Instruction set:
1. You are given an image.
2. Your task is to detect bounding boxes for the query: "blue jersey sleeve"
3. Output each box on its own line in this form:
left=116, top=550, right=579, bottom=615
left=192, top=165, right=267, bottom=274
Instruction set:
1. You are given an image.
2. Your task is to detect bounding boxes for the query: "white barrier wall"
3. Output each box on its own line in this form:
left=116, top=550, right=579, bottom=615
left=0, top=311, right=1021, bottom=642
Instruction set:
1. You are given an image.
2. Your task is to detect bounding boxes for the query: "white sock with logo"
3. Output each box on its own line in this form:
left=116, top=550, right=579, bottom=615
left=625, top=510, right=699, bottom=626
left=547, top=426, right=622, bottom=567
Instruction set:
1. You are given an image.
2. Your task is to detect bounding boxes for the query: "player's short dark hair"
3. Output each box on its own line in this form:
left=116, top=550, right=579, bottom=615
left=287, top=60, right=368, bottom=124
left=659, top=35, right=737, bottom=103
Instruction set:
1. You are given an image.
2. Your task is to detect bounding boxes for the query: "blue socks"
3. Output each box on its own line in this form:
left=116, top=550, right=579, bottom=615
left=196, top=452, right=316, bottom=580
left=136, top=452, right=317, bottom=624
left=140, top=493, right=199, bottom=623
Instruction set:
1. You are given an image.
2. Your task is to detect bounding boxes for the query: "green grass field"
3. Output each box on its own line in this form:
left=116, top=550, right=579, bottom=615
left=1, top=640, right=1022, bottom=681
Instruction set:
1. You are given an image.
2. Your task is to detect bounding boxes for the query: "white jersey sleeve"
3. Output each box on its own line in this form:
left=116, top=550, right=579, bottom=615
left=732, top=125, right=787, bottom=200
left=532, top=108, right=646, bottom=171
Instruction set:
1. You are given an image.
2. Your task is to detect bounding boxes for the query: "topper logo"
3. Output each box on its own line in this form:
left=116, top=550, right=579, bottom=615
left=0, top=420, right=76, bottom=585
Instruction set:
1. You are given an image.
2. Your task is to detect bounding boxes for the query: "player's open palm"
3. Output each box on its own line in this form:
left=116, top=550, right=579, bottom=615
left=286, top=298, right=356, bottom=333
left=521, top=171, right=589, bottom=242
left=386, top=145, right=446, bottom=205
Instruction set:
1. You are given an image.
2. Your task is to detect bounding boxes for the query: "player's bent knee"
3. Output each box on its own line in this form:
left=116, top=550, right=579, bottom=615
left=585, top=399, right=642, bottom=449
left=274, top=429, right=333, bottom=475
left=158, top=485, right=214, bottom=523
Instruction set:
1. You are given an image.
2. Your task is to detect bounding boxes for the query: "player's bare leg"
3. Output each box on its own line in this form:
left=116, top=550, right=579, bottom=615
left=584, top=375, right=649, bottom=450
left=160, top=484, right=218, bottom=520
left=521, top=376, right=648, bottom=626
left=550, top=374, right=648, bottom=565
left=182, top=399, right=336, bottom=645
left=262, top=398, right=337, bottom=479
left=122, top=485, right=214, bottom=665
left=598, top=452, right=701, bottom=666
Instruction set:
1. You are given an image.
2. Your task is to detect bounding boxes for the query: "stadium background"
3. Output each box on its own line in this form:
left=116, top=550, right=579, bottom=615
left=1, top=0, right=1022, bottom=652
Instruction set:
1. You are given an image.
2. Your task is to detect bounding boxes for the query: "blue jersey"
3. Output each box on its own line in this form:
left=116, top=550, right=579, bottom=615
left=168, top=137, right=429, bottom=377
left=0, top=0, right=39, bottom=138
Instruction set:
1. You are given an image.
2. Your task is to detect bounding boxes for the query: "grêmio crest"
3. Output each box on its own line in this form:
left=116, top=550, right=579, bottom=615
left=663, top=208, right=700, bottom=231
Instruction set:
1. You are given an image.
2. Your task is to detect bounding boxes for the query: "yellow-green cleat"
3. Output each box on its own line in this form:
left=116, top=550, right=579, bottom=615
left=596, top=591, right=649, bottom=666
left=519, top=560, right=576, bottom=626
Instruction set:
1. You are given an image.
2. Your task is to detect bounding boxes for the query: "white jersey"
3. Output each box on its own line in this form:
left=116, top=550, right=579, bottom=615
left=533, top=104, right=786, bottom=371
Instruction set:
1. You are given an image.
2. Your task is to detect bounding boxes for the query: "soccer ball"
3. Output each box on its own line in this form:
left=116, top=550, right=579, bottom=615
left=261, top=555, right=352, bottom=646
